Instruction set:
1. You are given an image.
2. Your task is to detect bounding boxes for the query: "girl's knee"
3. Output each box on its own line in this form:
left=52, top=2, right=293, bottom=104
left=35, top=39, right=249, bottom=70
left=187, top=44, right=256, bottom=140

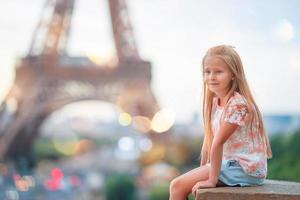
left=169, top=177, right=183, bottom=193
left=169, top=177, right=191, bottom=199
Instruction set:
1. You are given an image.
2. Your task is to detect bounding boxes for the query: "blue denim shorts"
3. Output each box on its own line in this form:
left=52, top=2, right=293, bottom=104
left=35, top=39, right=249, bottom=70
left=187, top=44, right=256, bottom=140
left=219, top=160, right=265, bottom=186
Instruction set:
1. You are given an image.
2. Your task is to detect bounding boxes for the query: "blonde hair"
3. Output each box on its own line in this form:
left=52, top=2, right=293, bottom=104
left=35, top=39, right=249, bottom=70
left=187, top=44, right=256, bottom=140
left=200, top=45, right=272, bottom=165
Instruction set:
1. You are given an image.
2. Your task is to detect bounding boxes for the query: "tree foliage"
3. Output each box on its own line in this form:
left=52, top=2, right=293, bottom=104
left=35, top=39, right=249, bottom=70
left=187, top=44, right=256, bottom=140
left=268, top=130, right=300, bottom=182
left=104, top=173, right=136, bottom=200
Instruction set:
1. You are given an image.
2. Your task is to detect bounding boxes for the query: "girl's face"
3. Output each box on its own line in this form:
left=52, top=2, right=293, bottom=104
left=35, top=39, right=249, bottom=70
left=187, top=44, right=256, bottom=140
left=203, top=56, right=234, bottom=96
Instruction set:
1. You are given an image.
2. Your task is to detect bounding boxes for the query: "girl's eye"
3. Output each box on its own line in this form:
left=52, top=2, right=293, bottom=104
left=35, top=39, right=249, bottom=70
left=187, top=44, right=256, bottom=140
left=216, top=70, right=223, bottom=74
left=204, top=70, right=210, bottom=74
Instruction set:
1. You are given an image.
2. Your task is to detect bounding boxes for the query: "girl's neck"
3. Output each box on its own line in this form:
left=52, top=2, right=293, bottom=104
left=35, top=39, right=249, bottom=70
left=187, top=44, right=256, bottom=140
left=217, top=90, right=234, bottom=107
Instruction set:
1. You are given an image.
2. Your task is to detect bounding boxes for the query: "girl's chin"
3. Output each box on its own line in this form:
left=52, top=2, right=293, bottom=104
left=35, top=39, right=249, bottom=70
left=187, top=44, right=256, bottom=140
left=208, top=89, right=222, bottom=96
left=208, top=88, right=219, bottom=93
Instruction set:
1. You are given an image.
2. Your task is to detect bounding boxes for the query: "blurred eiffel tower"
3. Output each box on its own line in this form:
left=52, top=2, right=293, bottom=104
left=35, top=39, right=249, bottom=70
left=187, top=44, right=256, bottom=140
left=0, top=0, right=159, bottom=162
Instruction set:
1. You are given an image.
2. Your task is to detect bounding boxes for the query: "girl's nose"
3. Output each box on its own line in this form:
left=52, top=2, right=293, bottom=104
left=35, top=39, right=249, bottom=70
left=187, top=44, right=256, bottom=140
left=209, top=73, right=216, bottom=80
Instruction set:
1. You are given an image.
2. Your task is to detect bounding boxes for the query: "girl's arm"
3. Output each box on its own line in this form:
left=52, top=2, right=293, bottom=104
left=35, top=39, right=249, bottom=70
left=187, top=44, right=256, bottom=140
left=192, top=122, right=238, bottom=195
left=209, top=122, right=238, bottom=184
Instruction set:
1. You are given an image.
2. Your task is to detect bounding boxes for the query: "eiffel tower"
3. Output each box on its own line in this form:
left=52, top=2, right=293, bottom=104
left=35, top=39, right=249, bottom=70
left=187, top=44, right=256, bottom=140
left=0, top=0, right=159, bottom=161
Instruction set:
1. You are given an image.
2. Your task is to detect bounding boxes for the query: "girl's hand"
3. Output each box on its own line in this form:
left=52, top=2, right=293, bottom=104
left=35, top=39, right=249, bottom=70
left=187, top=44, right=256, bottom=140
left=191, top=180, right=217, bottom=197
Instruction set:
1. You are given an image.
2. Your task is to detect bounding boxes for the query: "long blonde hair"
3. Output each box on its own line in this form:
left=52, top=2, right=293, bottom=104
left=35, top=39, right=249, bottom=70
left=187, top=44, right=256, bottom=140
left=200, top=45, right=272, bottom=165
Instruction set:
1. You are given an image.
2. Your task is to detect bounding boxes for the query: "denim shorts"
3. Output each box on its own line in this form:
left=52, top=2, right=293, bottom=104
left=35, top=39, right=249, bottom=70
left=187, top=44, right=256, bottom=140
left=219, top=160, right=265, bottom=186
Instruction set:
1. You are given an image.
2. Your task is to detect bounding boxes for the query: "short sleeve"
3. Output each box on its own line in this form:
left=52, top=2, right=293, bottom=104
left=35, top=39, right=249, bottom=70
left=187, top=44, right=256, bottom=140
left=224, top=103, right=248, bottom=126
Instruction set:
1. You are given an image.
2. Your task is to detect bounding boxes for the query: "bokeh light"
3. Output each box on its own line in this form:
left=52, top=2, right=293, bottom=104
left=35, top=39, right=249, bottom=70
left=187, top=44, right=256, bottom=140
left=138, top=138, right=153, bottom=152
left=276, top=19, right=294, bottom=42
left=118, top=112, right=132, bottom=126
left=151, top=108, right=175, bottom=133
left=52, top=136, right=79, bottom=156
left=86, top=51, right=118, bottom=67
left=118, top=136, right=135, bottom=151
left=140, top=144, right=166, bottom=165
left=132, top=116, right=151, bottom=133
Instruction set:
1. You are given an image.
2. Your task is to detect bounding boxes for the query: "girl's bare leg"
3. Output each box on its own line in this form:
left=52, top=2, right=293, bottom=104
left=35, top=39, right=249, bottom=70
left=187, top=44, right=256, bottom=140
left=169, top=165, right=210, bottom=200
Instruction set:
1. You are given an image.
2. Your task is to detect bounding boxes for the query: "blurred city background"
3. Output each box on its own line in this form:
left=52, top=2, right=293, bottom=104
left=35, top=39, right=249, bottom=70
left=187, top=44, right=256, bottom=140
left=0, top=0, right=300, bottom=199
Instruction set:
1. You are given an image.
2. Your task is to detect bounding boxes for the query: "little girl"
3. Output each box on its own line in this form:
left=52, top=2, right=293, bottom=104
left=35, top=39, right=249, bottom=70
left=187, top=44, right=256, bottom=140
left=169, top=45, right=272, bottom=200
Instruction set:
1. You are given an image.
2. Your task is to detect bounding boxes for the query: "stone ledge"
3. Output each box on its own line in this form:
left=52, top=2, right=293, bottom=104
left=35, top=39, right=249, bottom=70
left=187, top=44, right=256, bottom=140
left=196, top=180, right=300, bottom=200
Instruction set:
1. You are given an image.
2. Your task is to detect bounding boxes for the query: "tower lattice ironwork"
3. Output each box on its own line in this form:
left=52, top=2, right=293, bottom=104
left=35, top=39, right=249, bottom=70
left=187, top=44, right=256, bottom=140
left=0, top=0, right=159, bottom=161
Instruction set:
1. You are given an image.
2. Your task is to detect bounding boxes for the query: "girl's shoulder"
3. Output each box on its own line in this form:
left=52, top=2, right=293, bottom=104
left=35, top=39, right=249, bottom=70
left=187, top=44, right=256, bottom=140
left=228, top=92, right=248, bottom=107
left=224, top=92, right=250, bottom=126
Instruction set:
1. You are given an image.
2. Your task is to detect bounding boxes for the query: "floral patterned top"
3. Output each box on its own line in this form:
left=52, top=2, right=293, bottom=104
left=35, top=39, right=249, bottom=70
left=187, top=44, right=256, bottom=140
left=212, top=92, right=267, bottom=178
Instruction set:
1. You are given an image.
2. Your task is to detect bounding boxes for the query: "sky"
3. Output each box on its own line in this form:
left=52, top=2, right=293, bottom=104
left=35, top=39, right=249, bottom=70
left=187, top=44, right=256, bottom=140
left=0, top=0, right=300, bottom=123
